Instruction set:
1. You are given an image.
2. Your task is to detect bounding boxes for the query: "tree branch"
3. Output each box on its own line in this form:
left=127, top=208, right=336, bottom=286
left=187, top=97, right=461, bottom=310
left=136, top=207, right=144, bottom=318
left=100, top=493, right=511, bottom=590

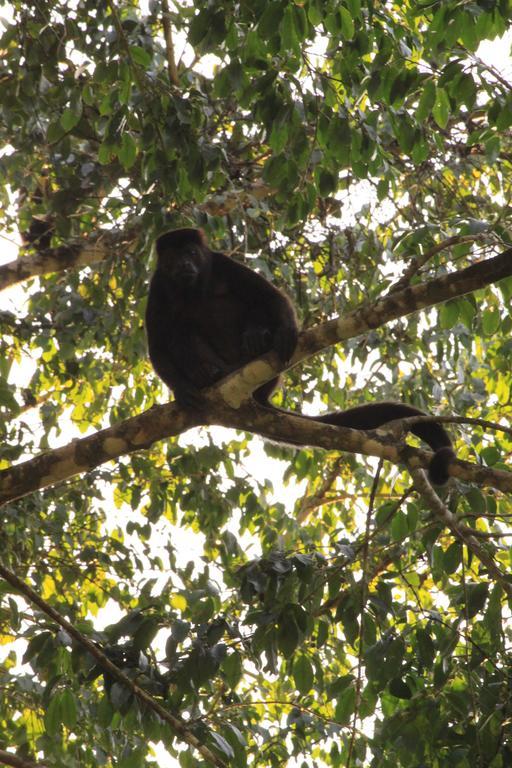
left=0, top=404, right=200, bottom=505
left=2, top=185, right=275, bottom=291
left=411, top=469, right=512, bottom=598
left=0, top=562, right=227, bottom=768
left=162, top=0, right=179, bottom=86
left=0, top=228, right=139, bottom=292
left=213, top=400, right=512, bottom=492
left=389, top=233, right=488, bottom=293
left=2, top=247, right=512, bottom=505
left=0, top=751, right=47, bottom=768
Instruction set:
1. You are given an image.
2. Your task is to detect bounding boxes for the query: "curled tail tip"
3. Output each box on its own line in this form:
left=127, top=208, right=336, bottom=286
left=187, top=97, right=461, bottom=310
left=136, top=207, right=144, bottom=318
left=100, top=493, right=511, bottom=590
left=428, top=446, right=456, bottom=485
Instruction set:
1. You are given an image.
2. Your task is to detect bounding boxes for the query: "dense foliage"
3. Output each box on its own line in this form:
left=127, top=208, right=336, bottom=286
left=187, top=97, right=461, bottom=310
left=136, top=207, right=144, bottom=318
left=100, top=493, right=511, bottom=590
left=1, top=1, right=512, bottom=766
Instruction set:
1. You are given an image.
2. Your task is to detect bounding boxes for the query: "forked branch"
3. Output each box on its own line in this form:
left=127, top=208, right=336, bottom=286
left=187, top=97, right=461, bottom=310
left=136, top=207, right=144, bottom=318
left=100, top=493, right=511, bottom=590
left=1, top=248, right=512, bottom=505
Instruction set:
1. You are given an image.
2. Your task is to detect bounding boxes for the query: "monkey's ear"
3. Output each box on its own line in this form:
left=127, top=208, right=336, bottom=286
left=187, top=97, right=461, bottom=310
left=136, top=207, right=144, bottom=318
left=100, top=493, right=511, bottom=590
left=196, top=228, right=208, bottom=247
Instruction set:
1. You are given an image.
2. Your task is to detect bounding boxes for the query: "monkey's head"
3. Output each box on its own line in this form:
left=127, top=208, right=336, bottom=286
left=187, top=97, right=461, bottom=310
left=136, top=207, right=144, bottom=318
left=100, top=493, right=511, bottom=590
left=155, top=228, right=210, bottom=289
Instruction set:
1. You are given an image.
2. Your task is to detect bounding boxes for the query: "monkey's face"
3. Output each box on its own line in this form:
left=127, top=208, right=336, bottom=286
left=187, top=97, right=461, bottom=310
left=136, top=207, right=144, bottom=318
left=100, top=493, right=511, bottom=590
left=158, top=244, right=204, bottom=288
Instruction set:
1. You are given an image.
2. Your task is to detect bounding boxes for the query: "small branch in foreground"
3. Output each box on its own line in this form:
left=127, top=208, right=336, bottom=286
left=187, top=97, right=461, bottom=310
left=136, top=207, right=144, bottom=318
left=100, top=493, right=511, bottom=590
left=0, top=562, right=226, bottom=768
left=0, top=751, right=47, bottom=768
left=411, top=469, right=512, bottom=598
left=389, top=233, right=488, bottom=293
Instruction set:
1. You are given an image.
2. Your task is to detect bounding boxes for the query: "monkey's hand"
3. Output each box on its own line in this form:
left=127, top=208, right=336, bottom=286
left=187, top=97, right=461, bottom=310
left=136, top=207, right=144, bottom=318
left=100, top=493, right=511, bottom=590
left=274, top=323, right=298, bottom=363
left=242, top=326, right=272, bottom=357
left=172, top=380, right=205, bottom=410
left=194, top=360, right=225, bottom=386
left=174, top=386, right=205, bottom=410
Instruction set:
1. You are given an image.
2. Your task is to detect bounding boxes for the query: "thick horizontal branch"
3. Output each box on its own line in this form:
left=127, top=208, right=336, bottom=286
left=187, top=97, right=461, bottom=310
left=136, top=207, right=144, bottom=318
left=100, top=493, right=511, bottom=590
left=0, top=228, right=138, bottom=292
left=0, top=405, right=200, bottom=505
left=1, top=248, right=512, bottom=504
left=312, top=245, right=512, bottom=356
left=2, top=390, right=511, bottom=507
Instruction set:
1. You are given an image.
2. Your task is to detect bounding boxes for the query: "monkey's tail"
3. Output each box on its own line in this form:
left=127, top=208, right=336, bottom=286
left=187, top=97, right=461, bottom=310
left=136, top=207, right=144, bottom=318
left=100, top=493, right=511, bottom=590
left=259, top=400, right=454, bottom=485
left=313, top=401, right=455, bottom=485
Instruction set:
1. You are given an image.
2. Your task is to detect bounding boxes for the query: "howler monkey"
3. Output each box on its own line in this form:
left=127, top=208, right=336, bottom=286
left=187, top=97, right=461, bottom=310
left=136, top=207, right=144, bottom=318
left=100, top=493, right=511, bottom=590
left=146, top=228, right=298, bottom=408
left=146, top=228, right=455, bottom=484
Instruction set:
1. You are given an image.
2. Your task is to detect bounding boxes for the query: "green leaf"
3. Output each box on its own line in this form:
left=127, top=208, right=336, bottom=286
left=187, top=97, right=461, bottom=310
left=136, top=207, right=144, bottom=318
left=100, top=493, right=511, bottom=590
left=318, top=169, right=337, bottom=196
left=466, top=582, right=489, bottom=618
left=339, top=7, right=355, bottom=39
left=278, top=615, right=300, bottom=658
left=482, top=308, right=501, bottom=335
left=98, top=142, right=115, bottom=165
left=60, top=104, right=82, bottom=131
left=210, top=731, right=235, bottom=760
left=458, top=298, right=476, bottom=329
left=458, top=13, right=478, bottom=51
left=456, top=73, right=477, bottom=110
left=308, top=1, right=322, bottom=26
left=263, top=154, right=290, bottom=187
left=118, top=133, right=138, bottom=170
left=391, top=510, right=408, bottom=542
left=327, top=116, right=351, bottom=163
left=47, top=120, right=67, bottom=143
left=346, top=0, right=361, bottom=18
left=416, top=628, right=435, bottom=668
left=335, top=686, right=356, bottom=724
left=280, top=7, right=299, bottom=54
left=293, top=654, right=314, bottom=694
left=60, top=688, right=78, bottom=729
left=465, top=488, right=487, bottom=516
left=485, top=135, right=500, bottom=162
left=480, top=446, right=500, bottom=467
left=444, top=542, right=462, bottom=575
left=45, top=694, right=62, bottom=736
left=432, top=87, right=451, bottom=129
left=131, top=46, right=152, bottom=68
left=389, top=677, right=412, bottom=699
left=222, top=650, right=243, bottom=689
left=439, top=301, right=459, bottom=329
left=258, top=4, right=284, bottom=40
left=416, top=80, right=436, bottom=122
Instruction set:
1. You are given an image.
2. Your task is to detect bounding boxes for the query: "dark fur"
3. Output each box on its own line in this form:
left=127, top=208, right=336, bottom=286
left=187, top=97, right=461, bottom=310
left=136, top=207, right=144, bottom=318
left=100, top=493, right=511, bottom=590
left=146, top=229, right=454, bottom=484
left=146, top=229, right=298, bottom=408
left=316, top=403, right=454, bottom=485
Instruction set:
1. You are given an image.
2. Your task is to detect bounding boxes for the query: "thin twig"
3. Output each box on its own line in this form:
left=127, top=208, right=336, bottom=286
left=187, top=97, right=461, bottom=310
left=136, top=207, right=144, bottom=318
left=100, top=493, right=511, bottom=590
left=162, top=0, right=179, bottom=86
left=389, top=234, right=488, bottom=293
left=347, top=459, right=383, bottom=768
left=386, top=413, right=512, bottom=439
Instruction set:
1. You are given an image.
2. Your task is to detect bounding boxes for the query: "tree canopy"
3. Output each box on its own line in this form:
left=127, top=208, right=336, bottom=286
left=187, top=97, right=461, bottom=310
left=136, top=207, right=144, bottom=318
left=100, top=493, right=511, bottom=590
left=1, top=1, right=512, bottom=767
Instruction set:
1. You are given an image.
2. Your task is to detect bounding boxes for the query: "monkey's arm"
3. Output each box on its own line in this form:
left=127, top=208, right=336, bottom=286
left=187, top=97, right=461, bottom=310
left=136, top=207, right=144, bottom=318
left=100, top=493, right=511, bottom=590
left=145, top=280, right=198, bottom=405
left=215, top=251, right=298, bottom=361
left=146, top=278, right=234, bottom=406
